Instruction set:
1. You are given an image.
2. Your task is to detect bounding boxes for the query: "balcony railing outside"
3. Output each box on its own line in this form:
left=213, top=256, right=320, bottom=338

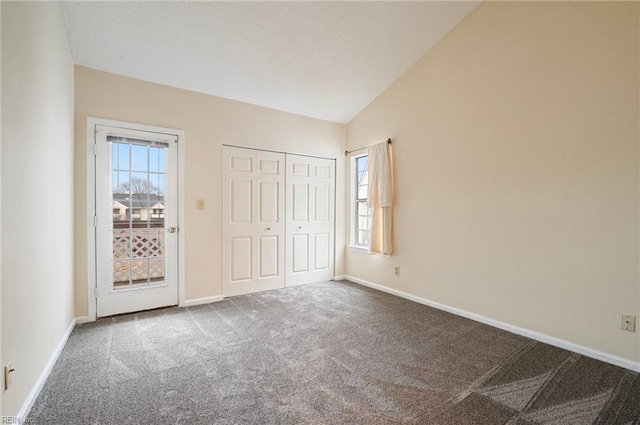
left=112, top=217, right=165, bottom=287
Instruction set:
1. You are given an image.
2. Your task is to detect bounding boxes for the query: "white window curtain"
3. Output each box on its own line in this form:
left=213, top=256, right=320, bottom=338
left=367, top=141, right=393, bottom=255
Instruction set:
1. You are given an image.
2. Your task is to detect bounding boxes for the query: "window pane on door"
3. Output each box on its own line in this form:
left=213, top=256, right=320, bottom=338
left=149, top=147, right=165, bottom=173
left=109, top=140, right=168, bottom=290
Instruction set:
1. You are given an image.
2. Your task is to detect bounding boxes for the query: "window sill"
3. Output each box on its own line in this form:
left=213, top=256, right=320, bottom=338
left=348, top=245, right=369, bottom=253
left=348, top=245, right=393, bottom=258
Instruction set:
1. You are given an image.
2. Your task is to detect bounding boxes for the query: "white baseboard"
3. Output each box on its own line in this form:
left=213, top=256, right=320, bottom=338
left=74, top=316, right=92, bottom=325
left=333, top=275, right=347, bottom=281
left=345, top=275, right=640, bottom=373
left=17, top=317, right=77, bottom=420
left=183, top=295, right=224, bottom=307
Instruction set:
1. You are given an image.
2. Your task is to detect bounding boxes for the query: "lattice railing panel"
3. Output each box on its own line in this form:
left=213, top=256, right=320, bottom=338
left=112, top=229, right=165, bottom=285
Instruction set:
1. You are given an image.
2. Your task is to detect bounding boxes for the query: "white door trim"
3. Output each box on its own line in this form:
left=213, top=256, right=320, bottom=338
left=86, top=117, right=186, bottom=321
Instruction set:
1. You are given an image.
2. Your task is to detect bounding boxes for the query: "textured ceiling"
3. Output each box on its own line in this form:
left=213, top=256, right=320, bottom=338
left=60, top=1, right=479, bottom=123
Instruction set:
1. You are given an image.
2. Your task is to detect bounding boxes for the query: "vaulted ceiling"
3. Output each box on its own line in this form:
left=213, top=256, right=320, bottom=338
left=60, top=1, right=479, bottom=123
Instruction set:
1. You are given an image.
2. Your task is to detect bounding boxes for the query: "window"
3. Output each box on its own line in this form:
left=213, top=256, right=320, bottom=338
left=354, top=155, right=372, bottom=247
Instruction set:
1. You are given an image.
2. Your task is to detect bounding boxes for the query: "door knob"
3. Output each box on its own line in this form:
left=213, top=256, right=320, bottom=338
left=298, top=226, right=302, bottom=230
left=266, top=227, right=271, bottom=231
left=168, top=227, right=177, bottom=234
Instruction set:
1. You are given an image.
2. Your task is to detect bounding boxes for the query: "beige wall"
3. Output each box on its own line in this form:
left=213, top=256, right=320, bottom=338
left=74, top=67, right=346, bottom=316
left=1, top=2, right=75, bottom=416
left=346, top=1, right=640, bottom=363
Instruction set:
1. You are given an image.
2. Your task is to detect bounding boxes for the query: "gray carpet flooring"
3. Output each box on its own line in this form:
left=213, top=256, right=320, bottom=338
left=28, top=281, right=640, bottom=424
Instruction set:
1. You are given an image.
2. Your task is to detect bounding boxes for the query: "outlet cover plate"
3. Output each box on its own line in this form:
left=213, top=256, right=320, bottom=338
left=621, top=314, right=636, bottom=332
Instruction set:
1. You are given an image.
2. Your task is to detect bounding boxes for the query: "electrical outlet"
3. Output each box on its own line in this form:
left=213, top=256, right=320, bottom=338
left=4, top=362, right=14, bottom=390
left=621, top=314, right=636, bottom=332
left=196, top=199, right=205, bottom=210
left=394, top=266, right=400, bottom=276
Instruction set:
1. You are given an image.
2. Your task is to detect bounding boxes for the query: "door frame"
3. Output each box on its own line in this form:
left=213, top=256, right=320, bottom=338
left=86, top=117, right=186, bottom=321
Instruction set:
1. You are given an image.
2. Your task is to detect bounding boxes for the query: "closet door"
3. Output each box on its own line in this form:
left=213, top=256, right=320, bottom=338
left=285, top=155, right=335, bottom=286
left=222, top=147, right=285, bottom=296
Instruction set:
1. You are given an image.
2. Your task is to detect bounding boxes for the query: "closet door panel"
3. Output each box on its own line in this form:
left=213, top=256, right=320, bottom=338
left=223, top=147, right=285, bottom=296
left=286, top=155, right=335, bottom=286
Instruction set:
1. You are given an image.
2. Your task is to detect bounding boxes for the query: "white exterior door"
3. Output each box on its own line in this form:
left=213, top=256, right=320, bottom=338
left=95, top=125, right=179, bottom=317
left=222, top=147, right=286, bottom=297
left=285, top=155, right=335, bottom=286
